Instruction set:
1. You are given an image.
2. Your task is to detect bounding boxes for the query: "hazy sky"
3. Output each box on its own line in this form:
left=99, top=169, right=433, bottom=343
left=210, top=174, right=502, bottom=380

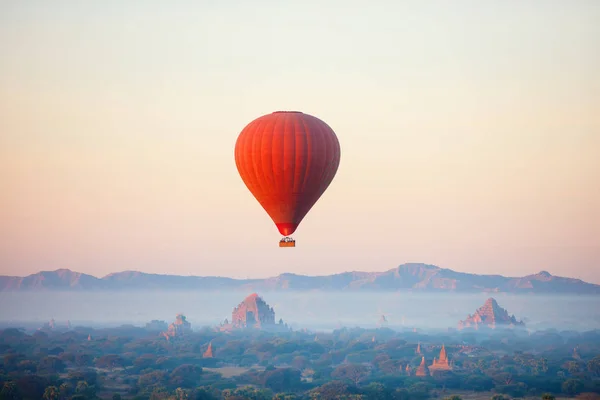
left=1, top=0, right=599, bottom=283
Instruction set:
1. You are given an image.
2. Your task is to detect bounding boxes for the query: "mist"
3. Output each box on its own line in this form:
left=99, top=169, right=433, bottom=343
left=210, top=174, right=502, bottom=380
left=1, top=291, right=598, bottom=333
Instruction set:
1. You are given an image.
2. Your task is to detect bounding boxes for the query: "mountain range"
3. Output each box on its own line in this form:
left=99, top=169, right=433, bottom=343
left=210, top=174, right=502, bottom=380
left=1, top=264, right=598, bottom=294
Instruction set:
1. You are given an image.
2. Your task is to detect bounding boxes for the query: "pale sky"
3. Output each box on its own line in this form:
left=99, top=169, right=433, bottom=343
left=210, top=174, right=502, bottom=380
left=1, top=0, right=599, bottom=283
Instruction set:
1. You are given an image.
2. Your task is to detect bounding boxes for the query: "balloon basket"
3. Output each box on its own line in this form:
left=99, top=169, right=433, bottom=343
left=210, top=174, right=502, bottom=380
left=279, top=237, right=295, bottom=247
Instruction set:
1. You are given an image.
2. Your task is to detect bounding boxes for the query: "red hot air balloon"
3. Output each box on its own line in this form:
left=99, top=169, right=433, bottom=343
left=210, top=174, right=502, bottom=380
left=234, top=111, right=341, bottom=247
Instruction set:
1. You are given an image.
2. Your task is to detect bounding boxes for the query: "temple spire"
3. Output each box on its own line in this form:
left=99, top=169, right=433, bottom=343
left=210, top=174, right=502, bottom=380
left=439, top=344, right=447, bottom=361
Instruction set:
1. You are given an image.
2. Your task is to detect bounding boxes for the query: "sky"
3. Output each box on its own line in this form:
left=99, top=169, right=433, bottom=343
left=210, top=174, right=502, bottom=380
left=1, top=0, right=599, bottom=283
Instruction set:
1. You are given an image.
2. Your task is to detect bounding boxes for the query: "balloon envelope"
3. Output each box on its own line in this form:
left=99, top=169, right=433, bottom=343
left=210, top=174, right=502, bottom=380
left=234, top=111, right=341, bottom=236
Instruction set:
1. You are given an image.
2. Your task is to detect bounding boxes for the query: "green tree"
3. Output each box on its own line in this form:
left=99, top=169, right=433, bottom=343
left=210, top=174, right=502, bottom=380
left=562, top=379, right=584, bottom=396
left=36, top=356, right=66, bottom=374
left=0, top=381, right=19, bottom=400
left=192, top=387, right=221, bottom=400
left=76, top=381, right=89, bottom=394
left=42, top=386, right=59, bottom=400
left=331, top=364, right=369, bottom=386
left=169, top=364, right=202, bottom=389
left=95, top=354, right=126, bottom=371
left=364, top=382, right=394, bottom=400
left=174, top=388, right=188, bottom=400
left=587, top=356, right=600, bottom=377
left=563, top=361, right=581, bottom=375
left=309, top=381, right=355, bottom=400
left=149, top=387, right=171, bottom=400
left=263, top=368, right=302, bottom=393
left=533, top=358, right=549, bottom=375
left=59, top=382, right=72, bottom=398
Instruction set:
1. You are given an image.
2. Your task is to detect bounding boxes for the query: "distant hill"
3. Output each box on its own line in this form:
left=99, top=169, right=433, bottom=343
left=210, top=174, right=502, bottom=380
left=1, top=264, right=599, bottom=294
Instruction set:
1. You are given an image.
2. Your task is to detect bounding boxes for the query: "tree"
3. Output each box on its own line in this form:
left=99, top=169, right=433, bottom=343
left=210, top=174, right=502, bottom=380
left=587, top=356, right=600, bottom=377
left=291, top=356, right=310, bottom=370
left=273, top=394, right=300, bottom=400
left=331, top=364, right=369, bottom=386
left=169, top=364, right=202, bottom=389
left=38, top=356, right=66, bottom=374
left=42, top=386, right=59, bottom=400
left=309, top=381, right=355, bottom=400
left=76, top=381, right=89, bottom=394
left=533, top=358, right=548, bottom=375
left=59, top=383, right=73, bottom=398
left=73, top=380, right=96, bottom=399
left=149, top=386, right=171, bottom=400
left=174, top=388, right=189, bottom=400
left=95, top=354, right=126, bottom=371
left=563, top=361, right=581, bottom=375
left=15, top=375, right=50, bottom=399
left=222, top=387, right=273, bottom=400
left=562, top=379, right=584, bottom=396
left=364, top=382, right=394, bottom=400
left=0, top=381, right=19, bottom=400
left=67, top=369, right=98, bottom=386
left=2, top=354, right=21, bottom=372
left=75, top=353, right=93, bottom=368
left=263, top=368, right=302, bottom=393
left=541, top=393, right=556, bottom=400
left=139, top=371, right=169, bottom=392
left=192, top=387, right=220, bottom=400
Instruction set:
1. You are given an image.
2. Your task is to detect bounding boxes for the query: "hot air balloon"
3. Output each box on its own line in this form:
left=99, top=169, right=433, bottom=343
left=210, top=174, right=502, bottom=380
left=234, top=111, right=341, bottom=247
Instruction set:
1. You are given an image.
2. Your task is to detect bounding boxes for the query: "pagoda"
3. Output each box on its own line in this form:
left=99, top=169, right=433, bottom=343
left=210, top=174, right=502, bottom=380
left=231, top=293, right=275, bottom=328
left=429, top=345, right=452, bottom=372
left=415, top=356, right=428, bottom=377
left=203, top=342, right=214, bottom=358
left=458, top=298, right=525, bottom=330
left=162, top=314, right=192, bottom=340
left=219, top=293, right=289, bottom=332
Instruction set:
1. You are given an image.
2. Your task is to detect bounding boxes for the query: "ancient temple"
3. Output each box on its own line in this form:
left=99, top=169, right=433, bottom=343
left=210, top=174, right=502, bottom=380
left=415, top=356, right=428, bottom=377
left=378, top=314, right=388, bottom=327
left=415, top=342, right=422, bottom=355
left=458, top=298, right=525, bottom=330
left=162, top=314, right=192, bottom=340
left=405, top=364, right=411, bottom=375
left=220, top=293, right=290, bottom=332
left=429, top=345, right=452, bottom=372
left=203, top=342, right=214, bottom=358
left=39, top=318, right=56, bottom=332
left=231, top=293, right=275, bottom=328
